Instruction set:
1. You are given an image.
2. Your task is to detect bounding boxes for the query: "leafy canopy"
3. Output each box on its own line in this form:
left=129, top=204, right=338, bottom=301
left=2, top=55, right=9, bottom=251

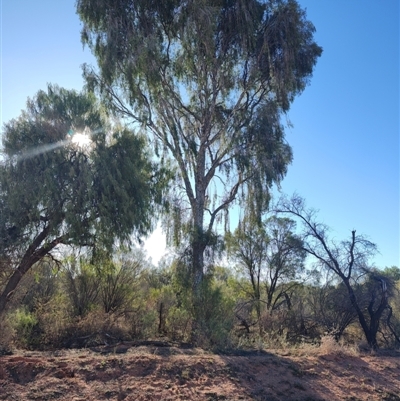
left=0, top=83, right=167, bottom=263
left=77, top=0, right=322, bottom=239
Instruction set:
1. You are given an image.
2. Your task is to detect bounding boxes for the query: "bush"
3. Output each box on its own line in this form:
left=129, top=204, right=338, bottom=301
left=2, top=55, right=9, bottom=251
left=11, top=308, right=39, bottom=348
left=63, top=310, right=133, bottom=348
left=0, top=315, right=14, bottom=354
left=193, top=278, right=235, bottom=350
left=34, top=293, right=73, bottom=347
left=166, top=306, right=191, bottom=341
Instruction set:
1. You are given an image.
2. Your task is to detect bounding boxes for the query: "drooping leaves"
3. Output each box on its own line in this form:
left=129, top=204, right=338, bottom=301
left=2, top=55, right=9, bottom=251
left=77, top=0, right=322, bottom=331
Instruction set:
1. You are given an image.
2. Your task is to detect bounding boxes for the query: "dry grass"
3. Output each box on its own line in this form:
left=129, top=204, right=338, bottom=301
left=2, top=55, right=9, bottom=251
left=294, top=335, right=361, bottom=358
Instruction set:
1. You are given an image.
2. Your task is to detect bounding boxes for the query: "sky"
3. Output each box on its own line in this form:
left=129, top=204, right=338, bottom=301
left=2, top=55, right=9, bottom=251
left=1, top=0, right=399, bottom=268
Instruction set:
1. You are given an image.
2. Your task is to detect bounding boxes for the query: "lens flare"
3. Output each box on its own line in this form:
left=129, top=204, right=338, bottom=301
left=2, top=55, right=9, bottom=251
left=16, top=140, right=69, bottom=161
left=71, top=133, right=92, bottom=147
left=14, top=128, right=94, bottom=162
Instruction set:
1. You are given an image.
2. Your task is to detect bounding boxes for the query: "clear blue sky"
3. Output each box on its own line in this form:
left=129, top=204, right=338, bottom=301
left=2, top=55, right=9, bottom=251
left=1, top=0, right=399, bottom=268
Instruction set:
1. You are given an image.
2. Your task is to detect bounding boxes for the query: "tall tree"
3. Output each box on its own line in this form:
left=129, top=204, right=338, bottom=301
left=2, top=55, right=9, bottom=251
left=0, top=85, right=167, bottom=316
left=77, top=0, right=322, bottom=335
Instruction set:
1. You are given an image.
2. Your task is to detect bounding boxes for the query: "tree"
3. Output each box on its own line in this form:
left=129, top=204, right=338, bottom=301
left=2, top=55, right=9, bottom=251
left=263, top=216, right=306, bottom=312
left=77, top=0, right=322, bottom=337
left=0, top=85, right=167, bottom=316
left=277, top=195, right=394, bottom=349
left=226, top=219, right=265, bottom=330
left=226, top=214, right=305, bottom=333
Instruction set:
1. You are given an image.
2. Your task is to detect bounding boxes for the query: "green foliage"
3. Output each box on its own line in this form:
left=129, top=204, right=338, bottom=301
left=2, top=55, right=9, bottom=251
left=64, top=257, right=101, bottom=317
left=0, top=84, right=168, bottom=315
left=34, top=292, right=72, bottom=346
left=12, top=308, right=39, bottom=348
left=166, top=306, right=191, bottom=341
left=93, top=251, right=143, bottom=314
left=226, top=213, right=306, bottom=337
left=381, top=266, right=400, bottom=282
left=193, top=276, right=236, bottom=350
left=4, top=248, right=399, bottom=350
left=0, top=315, right=14, bottom=354
left=77, top=0, right=322, bottom=339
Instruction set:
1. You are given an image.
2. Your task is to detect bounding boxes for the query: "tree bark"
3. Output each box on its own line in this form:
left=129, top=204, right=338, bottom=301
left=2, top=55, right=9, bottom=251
left=191, top=216, right=206, bottom=342
left=190, top=144, right=207, bottom=341
left=343, top=277, right=387, bottom=350
left=0, top=227, right=63, bottom=317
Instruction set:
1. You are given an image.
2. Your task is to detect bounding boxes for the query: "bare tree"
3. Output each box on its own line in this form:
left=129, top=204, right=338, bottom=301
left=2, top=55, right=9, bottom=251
left=277, top=195, right=392, bottom=349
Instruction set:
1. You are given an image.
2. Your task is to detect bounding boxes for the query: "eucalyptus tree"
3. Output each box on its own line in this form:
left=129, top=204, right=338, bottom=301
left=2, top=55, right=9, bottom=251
left=0, top=85, right=167, bottom=316
left=77, top=0, right=322, bottom=333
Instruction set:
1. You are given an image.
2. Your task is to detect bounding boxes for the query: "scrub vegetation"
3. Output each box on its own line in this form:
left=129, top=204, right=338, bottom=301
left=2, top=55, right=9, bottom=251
left=0, top=1, right=399, bottom=399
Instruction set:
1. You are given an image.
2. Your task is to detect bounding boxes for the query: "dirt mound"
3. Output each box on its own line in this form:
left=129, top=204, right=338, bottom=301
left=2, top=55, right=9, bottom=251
left=0, top=345, right=399, bottom=400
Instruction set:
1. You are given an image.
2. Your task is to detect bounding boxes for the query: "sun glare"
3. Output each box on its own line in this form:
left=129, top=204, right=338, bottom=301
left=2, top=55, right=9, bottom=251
left=71, top=133, right=92, bottom=148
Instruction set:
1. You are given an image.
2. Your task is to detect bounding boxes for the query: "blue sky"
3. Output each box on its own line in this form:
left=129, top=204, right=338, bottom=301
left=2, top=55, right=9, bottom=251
left=1, top=0, right=399, bottom=267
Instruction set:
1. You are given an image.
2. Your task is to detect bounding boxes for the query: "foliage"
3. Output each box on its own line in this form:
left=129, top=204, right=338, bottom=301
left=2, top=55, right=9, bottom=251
left=11, top=308, right=39, bottom=348
left=3, top=245, right=398, bottom=350
left=226, top=213, right=306, bottom=334
left=0, top=84, right=168, bottom=315
left=0, top=315, right=14, bottom=354
left=76, top=0, right=322, bottom=337
left=96, top=252, right=143, bottom=314
left=64, top=257, right=101, bottom=317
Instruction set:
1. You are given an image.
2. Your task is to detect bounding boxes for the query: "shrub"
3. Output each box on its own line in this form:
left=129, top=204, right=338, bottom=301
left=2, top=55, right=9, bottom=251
left=34, top=293, right=73, bottom=347
left=0, top=315, right=14, bottom=354
left=193, top=278, right=235, bottom=350
left=166, top=306, right=191, bottom=341
left=11, top=308, right=39, bottom=348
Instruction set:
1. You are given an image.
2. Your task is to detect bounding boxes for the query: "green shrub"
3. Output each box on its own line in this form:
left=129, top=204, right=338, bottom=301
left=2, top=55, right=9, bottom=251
left=12, top=308, right=39, bottom=348
left=193, top=278, right=235, bottom=350
left=34, top=293, right=73, bottom=347
left=166, top=306, right=191, bottom=341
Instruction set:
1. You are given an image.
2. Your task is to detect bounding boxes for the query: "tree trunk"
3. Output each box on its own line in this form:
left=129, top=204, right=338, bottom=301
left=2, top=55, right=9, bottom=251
left=0, top=227, right=61, bottom=317
left=343, top=278, right=387, bottom=350
left=191, top=228, right=206, bottom=343
left=0, top=257, right=39, bottom=316
left=190, top=147, right=207, bottom=343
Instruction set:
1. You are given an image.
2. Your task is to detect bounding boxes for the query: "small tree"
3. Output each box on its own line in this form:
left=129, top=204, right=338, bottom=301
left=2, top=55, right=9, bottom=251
left=226, top=214, right=305, bottom=333
left=64, top=256, right=101, bottom=317
left=263, top=216, right=306, bottom=312
left=0, top=85, right=167, bottom=316
left=278, top=195, right=394, bottom=349
left=226, top=219, right=266, bottom=327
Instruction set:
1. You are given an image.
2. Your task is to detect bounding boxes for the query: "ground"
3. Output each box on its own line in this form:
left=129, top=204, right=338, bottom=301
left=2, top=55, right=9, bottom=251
left=0, top=343, right=399, bottom=401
